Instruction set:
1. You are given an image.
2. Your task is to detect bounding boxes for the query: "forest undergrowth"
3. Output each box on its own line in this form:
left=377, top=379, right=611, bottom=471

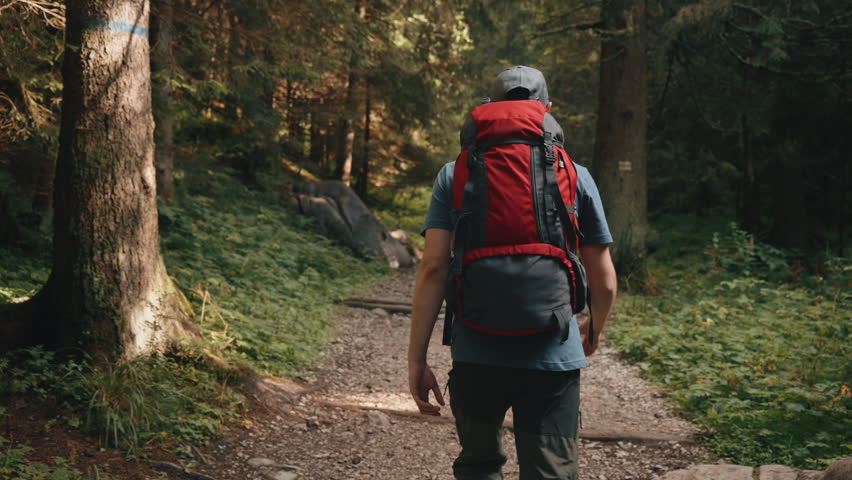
left=2, top=180, right=849, bottom=475
left=0, top=167, right=391, bottom=476
left=608, top=215, right=851, bottom=470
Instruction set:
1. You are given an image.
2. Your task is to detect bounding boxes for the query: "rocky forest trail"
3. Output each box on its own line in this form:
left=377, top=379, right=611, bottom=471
left=201, top=269, right=712, bottom=480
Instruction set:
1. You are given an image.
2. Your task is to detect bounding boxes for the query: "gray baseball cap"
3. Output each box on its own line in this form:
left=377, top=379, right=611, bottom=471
left=490, top=65, right=550, bottom=105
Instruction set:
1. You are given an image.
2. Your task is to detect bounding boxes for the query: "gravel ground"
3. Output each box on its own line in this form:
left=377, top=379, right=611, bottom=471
left=201, top=269, right=713, bottom=480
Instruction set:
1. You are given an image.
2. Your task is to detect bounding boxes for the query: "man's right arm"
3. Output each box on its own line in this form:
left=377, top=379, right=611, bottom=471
left=578, top=244, right=617, bottom=356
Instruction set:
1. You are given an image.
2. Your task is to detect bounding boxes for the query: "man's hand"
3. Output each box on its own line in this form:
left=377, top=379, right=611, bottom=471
left=578, top=316, right=600, bottom=356
left=408, top=361, right=445, bottom=416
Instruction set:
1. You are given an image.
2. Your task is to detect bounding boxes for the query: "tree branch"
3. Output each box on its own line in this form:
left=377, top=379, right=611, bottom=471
left=0, top=0, right=65, bottom=29
left=534, top=21, right=603, bottom=38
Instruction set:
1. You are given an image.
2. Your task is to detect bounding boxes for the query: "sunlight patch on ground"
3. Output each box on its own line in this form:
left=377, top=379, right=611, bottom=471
left=319, top=391, right=417, bottom=413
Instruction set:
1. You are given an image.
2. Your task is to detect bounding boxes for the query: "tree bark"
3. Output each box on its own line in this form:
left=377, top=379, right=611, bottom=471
left=354, top=80, right=371, bottom=198
left=736, top=112, right=760, bottom=233
left=336, top=68, right=358, bottom=186
left=309, top=106, right=325, bottom=170
left=592, top=0, right=649, bottom=268
left=152, top=0, right=176, bottom=202
left=769, top=142, right=807, bottom=248
left=286, top=79, right=305, bottom=158
left=1, top=0, right=195, bottom=360
left=324, top=116, right=337, bottom=177
left=335, top=1, right=366, bottom=186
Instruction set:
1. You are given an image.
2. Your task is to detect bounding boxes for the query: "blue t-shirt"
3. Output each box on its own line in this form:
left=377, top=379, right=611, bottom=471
left=421, top=161, right=613, bottom=371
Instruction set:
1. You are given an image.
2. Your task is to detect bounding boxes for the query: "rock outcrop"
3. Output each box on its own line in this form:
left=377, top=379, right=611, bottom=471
left=822, top=458, right=852, bottom=480
left=294, top=181, right=413, bottom=269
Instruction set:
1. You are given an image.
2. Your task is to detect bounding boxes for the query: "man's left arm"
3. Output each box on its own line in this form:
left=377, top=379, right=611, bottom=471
left=407, top=228, right=451, bottom=415
left=579, top=244, right=617, bottom=356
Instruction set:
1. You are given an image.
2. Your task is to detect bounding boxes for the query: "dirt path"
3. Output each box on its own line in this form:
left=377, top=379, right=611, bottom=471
left=202, top=269, right=712, bottom=480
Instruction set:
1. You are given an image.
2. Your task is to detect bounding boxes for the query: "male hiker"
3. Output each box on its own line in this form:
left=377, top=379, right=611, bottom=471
left=408, top=65, right=617, bottom=480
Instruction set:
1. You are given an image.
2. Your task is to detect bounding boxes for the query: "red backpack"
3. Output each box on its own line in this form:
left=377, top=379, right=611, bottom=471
left=443, top=100, right=590, bottom=345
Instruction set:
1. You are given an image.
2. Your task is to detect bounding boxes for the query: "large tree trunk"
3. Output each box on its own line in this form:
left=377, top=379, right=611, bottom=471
left=285, top=79, right=305, bottom=159
left=354, top=80, right=371, bottom=198
left=152, top=0, right=176, bottom=202
left=769, top=142, right=807, bottom=248
left=336, top=68, right=358, bottom=185
left=325, top=116, right=337, bottom=176
left=737, top=112, right=760, bottom=233
left=592, top=0, right=649, bottom=269
left=309, top=107, right=325, bottom=170
left=335, top=1, right=366, bottom=186
left=1, top=0, right=194, bottom=360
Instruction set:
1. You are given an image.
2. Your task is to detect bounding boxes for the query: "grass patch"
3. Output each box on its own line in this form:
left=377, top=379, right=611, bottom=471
left=160, top=167, right=391, bottom=375
left=608, top=215, right=851, bottom=469
left=1, top=346, right=241, bottom=456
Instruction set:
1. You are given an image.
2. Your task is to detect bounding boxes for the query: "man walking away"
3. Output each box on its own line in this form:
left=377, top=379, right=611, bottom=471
left=408, top=65, right=617, bottom=480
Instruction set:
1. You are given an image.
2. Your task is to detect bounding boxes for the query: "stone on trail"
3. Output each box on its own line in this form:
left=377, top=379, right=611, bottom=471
left=366, top=410, right=392, bottom=429
left=248, top=457, right=277, bottom=467
left=265, top=472, right=298, bottom=480
left=822, top=457, right=852, bottom=480
left=759, top=465, right=799, bottom=480
left=659, top=464, right=754, bottom=480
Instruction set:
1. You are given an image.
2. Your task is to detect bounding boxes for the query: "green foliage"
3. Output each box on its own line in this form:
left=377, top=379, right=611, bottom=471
left=0, top=407, right=125, bottom=480
left=706, top=223, right=790, bottom=280
left=608, top=216, right=852, bottom=469
left=370, top=185, right=433, bottom=251
left=0, top=2, right=63, bottom=248
left=0, top=347, right=86, bottom=399
left=0, top=2, right=63, bottom=145
left=0, top=245, right=49, bottom=303
left=0, top=436, right=100, bottom=480
left=160, top=168, right=389, bottom=374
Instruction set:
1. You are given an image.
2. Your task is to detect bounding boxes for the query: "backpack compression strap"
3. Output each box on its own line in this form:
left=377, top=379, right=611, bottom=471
left=543, top=134, right=594, bottom=344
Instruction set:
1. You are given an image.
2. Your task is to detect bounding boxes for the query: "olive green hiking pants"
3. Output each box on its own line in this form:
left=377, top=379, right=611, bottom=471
left=448, top=362, right=580, bottom=480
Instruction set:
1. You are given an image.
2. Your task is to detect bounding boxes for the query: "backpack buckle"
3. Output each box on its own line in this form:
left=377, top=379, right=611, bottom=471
left=543, top=132, right=556, bottom=164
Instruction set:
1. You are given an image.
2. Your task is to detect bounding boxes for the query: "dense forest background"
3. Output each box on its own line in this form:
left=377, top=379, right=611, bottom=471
left=0, top=0, right=850, bottom=476
left=2, top=0, right=849, bottom=256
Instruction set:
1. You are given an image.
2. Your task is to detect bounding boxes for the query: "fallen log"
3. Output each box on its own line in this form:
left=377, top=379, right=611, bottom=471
left=340, top=297, right=444, bottom=316
left=345, top=297, right=412, bottom=306
left=340, top=300, right=415, bottom=314
left=319, top=400, right=694, bottom=444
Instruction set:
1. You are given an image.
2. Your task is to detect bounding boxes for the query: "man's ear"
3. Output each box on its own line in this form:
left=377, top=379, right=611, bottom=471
left=546, top=101, right=552, bottom=112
